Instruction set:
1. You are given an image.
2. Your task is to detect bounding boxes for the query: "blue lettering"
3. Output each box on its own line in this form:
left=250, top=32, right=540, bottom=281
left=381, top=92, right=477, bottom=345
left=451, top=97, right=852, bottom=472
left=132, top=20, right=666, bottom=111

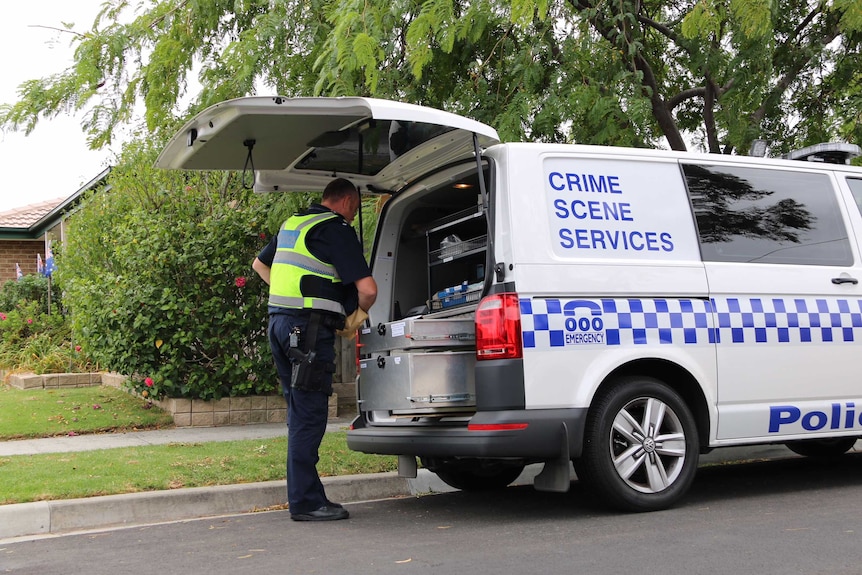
left=572, top=200, right=588, bottom=219
left=559, top=228, right=574, bottom=249
left=590, top=229, right=607, bottom=249
left=802, top=411, right=828, bottom=431
left=549, top=172, right=565, bottom=191
left=553, top=199, right=568, bottom=218
left=769, top=406, right=800, bottom=432
left=618, top=203, right=633, bottom=221
left=547, top=172, right=624, bottom=193
left=575, top=229, right=590, bottom=249
left=555, top=229, right=675, bottom=252
left=660, top=232, right=674, bottom=252
left=587, top=174, right=608, bottom=193
left=769, top=402, right=862, bottom=433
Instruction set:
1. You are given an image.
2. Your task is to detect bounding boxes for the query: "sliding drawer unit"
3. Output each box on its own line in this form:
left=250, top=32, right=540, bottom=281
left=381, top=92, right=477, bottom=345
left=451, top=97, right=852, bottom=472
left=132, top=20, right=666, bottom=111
left=360, top=316, right=475, bottom=354
left=358, top=351, right=476, bottom=414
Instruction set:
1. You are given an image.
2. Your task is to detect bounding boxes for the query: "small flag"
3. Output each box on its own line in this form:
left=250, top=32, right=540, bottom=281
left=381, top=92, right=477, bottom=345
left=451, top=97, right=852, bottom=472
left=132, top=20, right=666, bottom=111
left=37, top=254, right=44, bottom=275
left=45, top=243, right=55, bottom=278
left=16, top=263, right=23, bottom=280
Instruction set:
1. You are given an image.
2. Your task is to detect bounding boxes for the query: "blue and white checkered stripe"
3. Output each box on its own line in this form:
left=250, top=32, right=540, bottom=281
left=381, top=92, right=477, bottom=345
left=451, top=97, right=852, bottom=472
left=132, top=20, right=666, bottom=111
left=520, top=297, right=862, bottom=348
left=713, top=297, right=862, bottom=344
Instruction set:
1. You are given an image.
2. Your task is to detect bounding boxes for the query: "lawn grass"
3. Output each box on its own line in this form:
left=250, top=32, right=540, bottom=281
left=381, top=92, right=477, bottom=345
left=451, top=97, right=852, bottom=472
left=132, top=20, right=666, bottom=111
left=0, top=432, right=397, bottom=504
left=0, top=385, right=175, bottom=439
left=0, top=384, right=397, bottom=504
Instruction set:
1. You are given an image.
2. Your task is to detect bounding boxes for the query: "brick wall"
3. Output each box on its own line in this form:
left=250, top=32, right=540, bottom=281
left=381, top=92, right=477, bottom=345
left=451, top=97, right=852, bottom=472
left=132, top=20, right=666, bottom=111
left=0, top=240, right=44, bottom=283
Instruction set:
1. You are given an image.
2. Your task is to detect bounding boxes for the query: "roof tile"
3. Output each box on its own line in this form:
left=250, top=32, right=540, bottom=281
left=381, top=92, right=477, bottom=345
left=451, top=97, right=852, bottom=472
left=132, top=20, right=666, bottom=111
left=0, top=198, right=66, bottom=229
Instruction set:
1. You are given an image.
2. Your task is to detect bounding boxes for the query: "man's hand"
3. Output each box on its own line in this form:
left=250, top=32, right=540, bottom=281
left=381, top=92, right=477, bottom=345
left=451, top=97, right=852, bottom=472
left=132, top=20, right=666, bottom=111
left=336, top=308, right=368, bottom=340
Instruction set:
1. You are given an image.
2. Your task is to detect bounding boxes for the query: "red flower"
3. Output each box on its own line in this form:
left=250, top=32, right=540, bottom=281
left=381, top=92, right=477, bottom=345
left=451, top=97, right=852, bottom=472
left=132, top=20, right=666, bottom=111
left=259, top=232, right=267, bottom=240
left=0, top=313, right=6, bottom=320
left=235, top=276, right=247, bottom=288
left=26, top=318, right=33, bottom=324
left=144, top=377, right=154, bottom=387
left=75, top=345, right=82, bottom=352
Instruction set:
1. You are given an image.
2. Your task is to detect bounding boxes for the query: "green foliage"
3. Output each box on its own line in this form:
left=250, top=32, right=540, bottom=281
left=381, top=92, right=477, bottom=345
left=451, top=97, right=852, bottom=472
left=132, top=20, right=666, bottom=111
left=0, top=302, right=93, bottom=374
left=0, top=274, right=61, bottom=317
left=56, top=136, right=305, bottom=400
left=1, top=0, right=860, bottom=171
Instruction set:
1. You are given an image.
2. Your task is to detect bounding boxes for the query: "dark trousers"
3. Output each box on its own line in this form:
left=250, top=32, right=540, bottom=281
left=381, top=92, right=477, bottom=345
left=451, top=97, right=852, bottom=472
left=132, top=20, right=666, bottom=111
left=268, top=312, right=336, bottom=515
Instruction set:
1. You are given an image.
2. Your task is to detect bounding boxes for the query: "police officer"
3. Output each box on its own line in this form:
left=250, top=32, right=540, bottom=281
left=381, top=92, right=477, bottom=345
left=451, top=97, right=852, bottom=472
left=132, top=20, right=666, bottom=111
left=253, top=178, right=377, bottom=521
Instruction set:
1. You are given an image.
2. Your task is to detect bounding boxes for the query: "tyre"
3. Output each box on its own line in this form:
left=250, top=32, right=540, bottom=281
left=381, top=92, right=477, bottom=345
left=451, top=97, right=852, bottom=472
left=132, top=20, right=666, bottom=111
left=422, top=458, right=525, bottom=491
left=785, top=437, right=858, bottom=458
left=578, top=376, right=699, bottom=512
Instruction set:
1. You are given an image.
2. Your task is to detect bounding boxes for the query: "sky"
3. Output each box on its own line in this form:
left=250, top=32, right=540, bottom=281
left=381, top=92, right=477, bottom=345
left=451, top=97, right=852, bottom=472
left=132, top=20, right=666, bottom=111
left=0, top=1, right=114, bottom=213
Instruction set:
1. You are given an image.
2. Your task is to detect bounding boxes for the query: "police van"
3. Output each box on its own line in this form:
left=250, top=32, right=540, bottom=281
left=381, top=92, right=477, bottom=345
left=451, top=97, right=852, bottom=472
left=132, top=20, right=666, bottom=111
left=158, top=96, right=862, bottom=511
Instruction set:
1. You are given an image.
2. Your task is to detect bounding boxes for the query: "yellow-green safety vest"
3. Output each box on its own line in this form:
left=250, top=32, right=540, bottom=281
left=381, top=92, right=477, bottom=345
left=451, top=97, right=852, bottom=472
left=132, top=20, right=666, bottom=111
left=269, top=211, right=346, bottom=315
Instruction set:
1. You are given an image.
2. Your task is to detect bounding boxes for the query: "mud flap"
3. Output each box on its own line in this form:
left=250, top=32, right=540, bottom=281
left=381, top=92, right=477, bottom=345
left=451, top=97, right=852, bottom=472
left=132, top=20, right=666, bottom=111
left=533, top=422, right=573, bottom=493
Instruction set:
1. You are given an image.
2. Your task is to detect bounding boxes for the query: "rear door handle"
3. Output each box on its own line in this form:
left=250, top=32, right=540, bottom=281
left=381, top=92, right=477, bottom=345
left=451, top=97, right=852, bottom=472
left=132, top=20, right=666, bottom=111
left=832, top=276, right=859, bottom=285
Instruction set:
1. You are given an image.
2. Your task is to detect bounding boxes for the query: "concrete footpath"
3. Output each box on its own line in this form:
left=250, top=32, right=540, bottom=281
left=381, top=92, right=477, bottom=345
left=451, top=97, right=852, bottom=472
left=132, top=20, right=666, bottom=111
left=0, top=421, right=801, bottom=542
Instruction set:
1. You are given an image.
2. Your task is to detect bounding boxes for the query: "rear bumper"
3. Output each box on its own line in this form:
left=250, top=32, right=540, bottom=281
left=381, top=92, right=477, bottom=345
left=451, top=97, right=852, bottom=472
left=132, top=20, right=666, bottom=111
left=347, top=408, right=588, bottom=459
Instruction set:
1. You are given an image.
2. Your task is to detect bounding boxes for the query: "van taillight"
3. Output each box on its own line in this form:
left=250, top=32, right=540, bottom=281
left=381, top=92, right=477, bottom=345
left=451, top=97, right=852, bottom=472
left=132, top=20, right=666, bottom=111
left=475, top=293, right=523, bottom=360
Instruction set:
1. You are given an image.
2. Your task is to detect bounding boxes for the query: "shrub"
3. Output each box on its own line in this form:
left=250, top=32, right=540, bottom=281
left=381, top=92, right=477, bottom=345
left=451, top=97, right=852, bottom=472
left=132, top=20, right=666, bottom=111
left=0, top=301, right=93, bottom=374
left=56, top=137, right=311, bottom=400
left=0, top=274, right=61, bottom=316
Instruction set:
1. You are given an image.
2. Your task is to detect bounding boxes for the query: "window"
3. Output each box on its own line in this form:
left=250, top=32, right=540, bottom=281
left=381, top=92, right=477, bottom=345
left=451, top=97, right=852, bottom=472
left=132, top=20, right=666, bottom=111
left=295, top=120, right=453, bottom=176
left=683, top=164, right=852, bottom=266
left=847, top=178, right=862, bottom=217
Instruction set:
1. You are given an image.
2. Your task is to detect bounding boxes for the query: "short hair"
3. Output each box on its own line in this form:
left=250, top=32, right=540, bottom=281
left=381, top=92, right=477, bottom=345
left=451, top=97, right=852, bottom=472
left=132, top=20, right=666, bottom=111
left=322, top=178, right=358, bottom=202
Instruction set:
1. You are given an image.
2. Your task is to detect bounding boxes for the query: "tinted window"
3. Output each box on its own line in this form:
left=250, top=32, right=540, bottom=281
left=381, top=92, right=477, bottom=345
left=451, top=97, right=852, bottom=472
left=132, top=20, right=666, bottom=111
left=683, top=164, right=852, bottom=266
left=847, top=178, right=862, bottom=216
left=295, top=120, right=453, bottom=176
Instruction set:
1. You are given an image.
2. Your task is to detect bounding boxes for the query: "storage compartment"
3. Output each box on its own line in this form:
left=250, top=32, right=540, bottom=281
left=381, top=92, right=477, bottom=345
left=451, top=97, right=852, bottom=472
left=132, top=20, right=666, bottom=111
left=358, top=351, right=476, bottom=413
left=376, top=162, right=490, bottom=323
left=361, top=317, right=475, bottom=354
left=358, top=162, right=489, bottom=418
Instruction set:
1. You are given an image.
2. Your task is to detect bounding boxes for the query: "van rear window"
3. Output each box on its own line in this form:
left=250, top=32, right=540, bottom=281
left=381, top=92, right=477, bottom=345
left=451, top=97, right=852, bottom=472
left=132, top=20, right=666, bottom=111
left=847, top=178, right=862, bottom=216
left=683, top=164, right=852, bottom=266
left=295, top=120, right=453, bottom=176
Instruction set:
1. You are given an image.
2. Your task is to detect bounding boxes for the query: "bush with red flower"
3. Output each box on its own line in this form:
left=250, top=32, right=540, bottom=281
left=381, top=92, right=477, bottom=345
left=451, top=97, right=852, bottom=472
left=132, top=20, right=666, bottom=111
left=55, top=137, right=319, bottom=400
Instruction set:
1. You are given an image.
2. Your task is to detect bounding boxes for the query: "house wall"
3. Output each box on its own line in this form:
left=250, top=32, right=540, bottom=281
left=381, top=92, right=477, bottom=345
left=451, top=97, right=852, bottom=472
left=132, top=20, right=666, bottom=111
left=0, top=240, right=44, bottom=284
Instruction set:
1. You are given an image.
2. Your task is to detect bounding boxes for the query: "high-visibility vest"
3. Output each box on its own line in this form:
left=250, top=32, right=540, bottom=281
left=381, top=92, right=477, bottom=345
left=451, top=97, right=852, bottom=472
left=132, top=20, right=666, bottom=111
left=268, top=211, right=346, bottom=315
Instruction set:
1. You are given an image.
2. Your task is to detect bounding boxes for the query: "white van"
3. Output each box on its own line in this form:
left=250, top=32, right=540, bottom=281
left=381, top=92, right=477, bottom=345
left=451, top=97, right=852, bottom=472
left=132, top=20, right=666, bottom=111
left=158, top=96, right=862, bottom=511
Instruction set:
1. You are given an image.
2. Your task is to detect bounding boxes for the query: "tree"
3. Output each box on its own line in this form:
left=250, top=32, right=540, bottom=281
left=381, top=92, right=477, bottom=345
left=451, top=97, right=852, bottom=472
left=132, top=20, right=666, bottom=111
left=1, top=0, right=860, bottom=156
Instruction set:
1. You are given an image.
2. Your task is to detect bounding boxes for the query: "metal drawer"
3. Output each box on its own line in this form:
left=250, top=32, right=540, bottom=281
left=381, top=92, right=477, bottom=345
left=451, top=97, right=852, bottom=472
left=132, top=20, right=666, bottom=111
left=360, top=317, right=475, bottom=353
left=358, top=350, right=476, bottom=413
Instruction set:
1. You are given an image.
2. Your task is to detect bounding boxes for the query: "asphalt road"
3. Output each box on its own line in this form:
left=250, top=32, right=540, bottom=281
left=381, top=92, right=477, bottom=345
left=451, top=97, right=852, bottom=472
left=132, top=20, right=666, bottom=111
left=4, top=454, right=862, bottom=575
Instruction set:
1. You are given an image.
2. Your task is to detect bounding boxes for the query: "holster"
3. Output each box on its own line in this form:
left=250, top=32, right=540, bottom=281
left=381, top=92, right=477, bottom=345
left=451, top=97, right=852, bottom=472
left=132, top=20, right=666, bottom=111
left=288, top=312, right=337, bottom=393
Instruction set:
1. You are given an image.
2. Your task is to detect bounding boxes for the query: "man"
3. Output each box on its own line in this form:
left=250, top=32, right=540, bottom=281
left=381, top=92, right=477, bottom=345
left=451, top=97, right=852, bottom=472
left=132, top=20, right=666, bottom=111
left=253, top=178, right=377, bottom=521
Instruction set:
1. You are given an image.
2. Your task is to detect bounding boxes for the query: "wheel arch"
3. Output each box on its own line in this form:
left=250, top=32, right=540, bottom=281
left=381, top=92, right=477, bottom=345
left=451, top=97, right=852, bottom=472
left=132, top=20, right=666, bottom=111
left=591, top=359, right=711, bottom=452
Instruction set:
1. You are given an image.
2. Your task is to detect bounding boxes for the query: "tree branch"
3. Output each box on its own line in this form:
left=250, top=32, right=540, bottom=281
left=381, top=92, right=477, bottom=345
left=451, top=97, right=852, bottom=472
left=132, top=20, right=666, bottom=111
left=666, top=87, right=705, bottom=111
